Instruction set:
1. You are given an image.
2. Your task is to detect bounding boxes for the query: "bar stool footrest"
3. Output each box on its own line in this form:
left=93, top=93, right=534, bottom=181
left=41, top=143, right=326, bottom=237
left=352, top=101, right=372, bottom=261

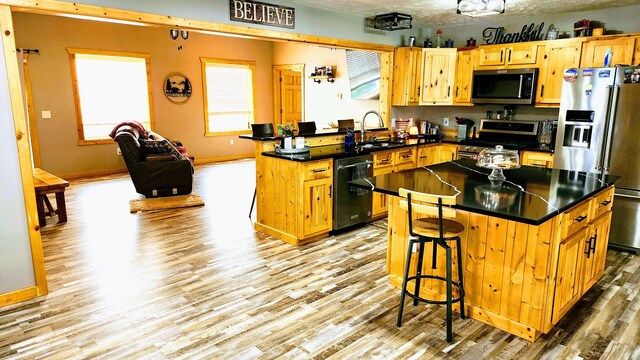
left=403, top=275, right=465, bottom=305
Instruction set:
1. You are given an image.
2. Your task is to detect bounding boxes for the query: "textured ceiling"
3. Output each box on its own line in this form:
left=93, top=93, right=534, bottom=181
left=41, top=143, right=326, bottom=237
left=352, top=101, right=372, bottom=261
left=285, top=0, right=640, bottom=26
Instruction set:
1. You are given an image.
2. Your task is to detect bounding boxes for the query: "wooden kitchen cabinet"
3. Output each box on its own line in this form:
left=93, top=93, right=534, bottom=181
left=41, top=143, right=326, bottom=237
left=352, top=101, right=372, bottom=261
left=454, top=49, right=475, bottom=105
left=521, top=151, right=554, bottom=168
left=582, top=211, right=611, bottom=291
left=419, top=48, right=456, bottom=105
left=301, top=177, right=333, bottom=237
left=393, top=147, right=417, bottom=172
left=581, top=37, right=636, bottom=67
left=371, top=150, right=394, bottom=217
left=392, top=47, right=422, bottom=106
left=537, top=39, right=583, bottom=106
left=417, top=144, right=439, bottom=167
left=552, top=227, right=588, bottom=323
left=477, top=43, right=538, bottom=67
left=438, top=143, right=457, bottom=163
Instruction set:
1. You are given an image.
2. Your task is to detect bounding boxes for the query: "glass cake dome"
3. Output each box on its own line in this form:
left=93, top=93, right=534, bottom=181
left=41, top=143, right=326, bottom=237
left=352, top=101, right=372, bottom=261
left=476, top=145, right=520, bottom=181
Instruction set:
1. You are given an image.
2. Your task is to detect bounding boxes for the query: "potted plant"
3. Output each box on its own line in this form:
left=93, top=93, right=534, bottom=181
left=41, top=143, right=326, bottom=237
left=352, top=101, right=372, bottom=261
left=277, top=123, right=295, bottom=149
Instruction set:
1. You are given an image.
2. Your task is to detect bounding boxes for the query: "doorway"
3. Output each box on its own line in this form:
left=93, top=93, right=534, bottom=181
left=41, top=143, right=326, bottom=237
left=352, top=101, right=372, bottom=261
left=273, top=64, right=304, bottom=128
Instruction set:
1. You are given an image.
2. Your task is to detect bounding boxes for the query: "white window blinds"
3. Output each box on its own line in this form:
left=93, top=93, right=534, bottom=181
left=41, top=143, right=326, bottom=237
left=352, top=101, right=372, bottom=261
left=203, top=60, right=255, bottom=134
left=71, top=52, right=152, bottom=141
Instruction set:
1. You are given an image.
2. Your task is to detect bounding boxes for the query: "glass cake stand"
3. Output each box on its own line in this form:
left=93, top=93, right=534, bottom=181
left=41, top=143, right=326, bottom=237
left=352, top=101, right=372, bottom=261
left=476, top=145, right=520, bottom=181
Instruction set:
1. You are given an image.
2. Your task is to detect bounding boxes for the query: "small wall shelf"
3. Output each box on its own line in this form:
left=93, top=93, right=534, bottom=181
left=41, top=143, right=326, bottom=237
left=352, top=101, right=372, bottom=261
left=310, top=65, right=336, bottom=83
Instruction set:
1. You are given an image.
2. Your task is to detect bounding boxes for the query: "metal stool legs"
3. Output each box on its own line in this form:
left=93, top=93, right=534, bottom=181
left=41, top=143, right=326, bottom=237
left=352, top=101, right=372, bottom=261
left=249, top=187, right=256, bottom=218
left=396, top=236, right=465, bottom=343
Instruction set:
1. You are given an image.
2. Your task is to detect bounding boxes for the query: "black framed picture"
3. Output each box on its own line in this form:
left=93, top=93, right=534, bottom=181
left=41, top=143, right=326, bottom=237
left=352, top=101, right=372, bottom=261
left=164, top=73, right=192, bottom=104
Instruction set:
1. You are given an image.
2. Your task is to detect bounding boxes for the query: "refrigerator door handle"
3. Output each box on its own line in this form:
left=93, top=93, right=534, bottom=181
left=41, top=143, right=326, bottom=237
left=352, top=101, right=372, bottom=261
left=602, top=85, right=621, bottom=172
left=615, top=192, right=640, bottom=200
left=596, top=85, right=615, bottom=172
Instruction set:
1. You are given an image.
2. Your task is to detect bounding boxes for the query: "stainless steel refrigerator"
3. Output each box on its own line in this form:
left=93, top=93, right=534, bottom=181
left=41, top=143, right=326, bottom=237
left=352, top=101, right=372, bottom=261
left=555, top=66, right=640, bottom=254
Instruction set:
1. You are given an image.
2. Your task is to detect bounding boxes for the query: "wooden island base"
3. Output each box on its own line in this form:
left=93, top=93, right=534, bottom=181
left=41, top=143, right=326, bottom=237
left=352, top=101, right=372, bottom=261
left=386, top=186, right=614, bottom=341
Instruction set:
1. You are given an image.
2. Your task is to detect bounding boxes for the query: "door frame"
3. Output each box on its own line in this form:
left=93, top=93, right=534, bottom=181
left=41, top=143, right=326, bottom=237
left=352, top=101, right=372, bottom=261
left=272, top=64, right=305, bottom=128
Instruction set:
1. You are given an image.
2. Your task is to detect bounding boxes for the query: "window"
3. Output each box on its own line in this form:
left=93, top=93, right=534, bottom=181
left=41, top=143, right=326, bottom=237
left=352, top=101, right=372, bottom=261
left=68, top=49, right=153, bottom=144
left=201, top=58, right=255, bottom=135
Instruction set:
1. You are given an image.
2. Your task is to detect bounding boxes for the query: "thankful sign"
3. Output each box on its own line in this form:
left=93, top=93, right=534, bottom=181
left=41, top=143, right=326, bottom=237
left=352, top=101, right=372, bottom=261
left=483, top=22, right=546, bottom=45
left=230, top=0, right=295, bottom=29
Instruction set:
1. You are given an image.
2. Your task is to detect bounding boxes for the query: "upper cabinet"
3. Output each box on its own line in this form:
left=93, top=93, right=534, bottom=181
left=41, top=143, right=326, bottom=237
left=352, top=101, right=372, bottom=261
left=454, top=49, right=475, bottom=105
left=537, top=39, right=583, bottom=105
left=580, top=36, right=637, bottom=67
left=392, top=47, right=422, bottom=106
left=477, top=43, right=538, bottom=67
left=419, top=48, right=457, bottom=105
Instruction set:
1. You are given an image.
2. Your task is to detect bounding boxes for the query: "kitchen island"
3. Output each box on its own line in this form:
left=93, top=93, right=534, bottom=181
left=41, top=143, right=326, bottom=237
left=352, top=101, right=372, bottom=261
left=350, top=159, right=618, bottom=341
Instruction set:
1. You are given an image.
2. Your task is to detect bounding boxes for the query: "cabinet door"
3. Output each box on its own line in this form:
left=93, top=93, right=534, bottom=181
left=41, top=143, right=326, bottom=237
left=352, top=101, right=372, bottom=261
left=438, top=144, right=457, bottom=163
left=582, top=211, right=612, bottom=292
left=392, top=47, right=422, bottom=106
left=521, top=151, right=555, bottom=168
left=552, top=228, right=587, bottom=324
left=372, top=191, right=388, bottom=217
left=420, top=49, right=456, bottom=105
left=507, top=44, right=538, bottom=65
left=581, top=37, right=635, bottom=67
left=538, top=41, right=582, bottom=105
left=454, top=50, right=475, bottom=104
left=301, top=178, right=332, bottom=237
left=417, top=145, right=438, bottom=167
left=478, top=45, right=506, bottom=66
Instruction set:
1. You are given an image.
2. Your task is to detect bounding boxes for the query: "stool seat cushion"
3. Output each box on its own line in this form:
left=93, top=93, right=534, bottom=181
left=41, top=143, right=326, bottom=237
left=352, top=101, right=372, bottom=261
left=413, top=217, right=465, bottom=238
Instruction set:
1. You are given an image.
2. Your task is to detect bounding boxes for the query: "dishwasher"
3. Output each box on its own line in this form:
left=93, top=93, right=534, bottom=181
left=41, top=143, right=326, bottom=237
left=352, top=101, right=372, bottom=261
left=333, top=155, right=373, bottom=230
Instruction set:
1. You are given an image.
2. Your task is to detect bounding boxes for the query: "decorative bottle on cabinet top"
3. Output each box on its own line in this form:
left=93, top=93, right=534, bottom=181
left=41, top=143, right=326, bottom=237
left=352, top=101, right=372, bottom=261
left=435, top=29, right=442, bottom=48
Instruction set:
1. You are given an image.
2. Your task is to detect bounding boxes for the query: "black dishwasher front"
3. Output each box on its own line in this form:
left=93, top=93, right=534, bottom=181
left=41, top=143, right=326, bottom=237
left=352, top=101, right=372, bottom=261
left=333, top=155, right=373, bottom=230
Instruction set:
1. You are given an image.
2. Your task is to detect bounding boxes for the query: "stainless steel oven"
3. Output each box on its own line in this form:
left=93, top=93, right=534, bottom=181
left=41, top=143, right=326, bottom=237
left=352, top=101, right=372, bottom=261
left=333, top=155, right=373, bottom=230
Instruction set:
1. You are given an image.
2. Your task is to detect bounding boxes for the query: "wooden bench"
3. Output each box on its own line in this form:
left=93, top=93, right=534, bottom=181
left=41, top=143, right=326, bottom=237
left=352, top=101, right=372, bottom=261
left=33, top=168, right=69, bottom=227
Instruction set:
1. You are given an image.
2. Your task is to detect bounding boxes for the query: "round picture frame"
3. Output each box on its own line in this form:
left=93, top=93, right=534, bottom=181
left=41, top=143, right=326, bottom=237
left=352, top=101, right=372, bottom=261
left=163, top=73, right=192, bottom=104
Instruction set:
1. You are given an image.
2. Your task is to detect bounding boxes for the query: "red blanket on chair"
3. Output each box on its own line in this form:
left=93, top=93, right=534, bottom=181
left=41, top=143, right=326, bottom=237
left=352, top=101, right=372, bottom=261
left=108, top=120, right=149, bottom=139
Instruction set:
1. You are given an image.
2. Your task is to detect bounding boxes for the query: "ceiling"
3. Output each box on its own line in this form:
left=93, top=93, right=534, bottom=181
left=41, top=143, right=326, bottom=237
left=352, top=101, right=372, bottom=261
left=284, top=0, right=640, bottom=26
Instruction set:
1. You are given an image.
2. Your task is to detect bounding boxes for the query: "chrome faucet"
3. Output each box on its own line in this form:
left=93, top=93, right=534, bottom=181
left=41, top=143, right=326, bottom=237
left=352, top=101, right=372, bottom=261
left=361, top=110, right=384, bottom=141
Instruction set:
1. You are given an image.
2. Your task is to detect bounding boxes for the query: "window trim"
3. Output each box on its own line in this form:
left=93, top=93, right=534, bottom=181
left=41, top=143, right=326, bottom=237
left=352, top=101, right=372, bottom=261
left=68, top=48, right=155, bottom=145
left=200, top=57, right=256, bottom=136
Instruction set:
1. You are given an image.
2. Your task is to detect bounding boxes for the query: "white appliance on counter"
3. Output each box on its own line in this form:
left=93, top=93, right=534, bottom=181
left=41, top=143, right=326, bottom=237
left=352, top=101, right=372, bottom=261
left=554, top=66, right=640, bottom=254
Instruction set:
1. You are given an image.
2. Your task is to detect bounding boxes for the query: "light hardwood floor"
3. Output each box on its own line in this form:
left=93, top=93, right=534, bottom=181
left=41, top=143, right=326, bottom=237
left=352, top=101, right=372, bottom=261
left=1, top=159, right=639, bottom=359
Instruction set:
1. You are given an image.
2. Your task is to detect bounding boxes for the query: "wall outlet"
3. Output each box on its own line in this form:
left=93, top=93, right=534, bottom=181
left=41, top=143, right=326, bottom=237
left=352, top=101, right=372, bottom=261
left=229, top=139, right=234, bottom=145
left=116, top=147, right=121, bottom=155
left=443, top=117, right=450, bottom=126
left=41, top=110, right=51, bottom=119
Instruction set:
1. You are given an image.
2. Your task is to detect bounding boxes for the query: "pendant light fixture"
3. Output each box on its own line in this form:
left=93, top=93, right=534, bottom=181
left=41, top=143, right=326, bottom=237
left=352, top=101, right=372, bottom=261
left=457, top=0, right=505, bottom=17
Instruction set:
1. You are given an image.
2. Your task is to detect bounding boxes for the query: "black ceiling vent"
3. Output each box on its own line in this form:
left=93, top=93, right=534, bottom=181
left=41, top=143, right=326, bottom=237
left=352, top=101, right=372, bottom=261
left=373, top=13, right=412, bottom=31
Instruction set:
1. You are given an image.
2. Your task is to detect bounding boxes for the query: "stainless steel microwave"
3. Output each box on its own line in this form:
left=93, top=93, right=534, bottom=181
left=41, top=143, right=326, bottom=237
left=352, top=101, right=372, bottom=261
left=471, top=68, right=538, bottom=105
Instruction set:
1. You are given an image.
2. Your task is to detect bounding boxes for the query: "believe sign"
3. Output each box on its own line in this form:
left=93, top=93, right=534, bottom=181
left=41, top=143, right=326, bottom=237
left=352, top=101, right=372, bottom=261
left=230, top=0, right=295, bottom=29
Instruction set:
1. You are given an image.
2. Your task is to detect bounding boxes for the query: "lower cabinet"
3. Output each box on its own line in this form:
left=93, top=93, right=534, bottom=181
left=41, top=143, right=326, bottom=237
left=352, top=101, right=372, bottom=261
left=552, top=227, right=588, bottom=323
left=552, top=198, right=613, bottom=324
left=302, top=177, right=333, bottom=237
left=438, top=143, right=457, bottom=163
left=417, top=144, right=439, bottom=167
left=521, top=151, right=554, bottom=168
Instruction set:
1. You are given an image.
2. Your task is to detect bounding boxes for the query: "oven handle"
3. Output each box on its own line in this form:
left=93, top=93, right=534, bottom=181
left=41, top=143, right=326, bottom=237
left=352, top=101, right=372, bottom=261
left=518, top=75, right=524, bottom=99
left=337, top=160, right=373, bottom=171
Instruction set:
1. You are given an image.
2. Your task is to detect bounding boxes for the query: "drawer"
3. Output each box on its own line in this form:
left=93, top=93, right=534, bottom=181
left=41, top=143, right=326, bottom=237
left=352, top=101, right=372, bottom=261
left=373, top=150, right=394, bottom=168
left=394, top=148, right=416, bottom=171
left=561, top=200, right=591, bottom=239
left=591, top=186, right=614, bottom=219
left=301, top=160, right=332, bottom=181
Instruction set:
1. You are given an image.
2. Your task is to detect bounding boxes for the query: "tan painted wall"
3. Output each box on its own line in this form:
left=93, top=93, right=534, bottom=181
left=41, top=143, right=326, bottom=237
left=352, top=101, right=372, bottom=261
left=272, top=42, right=379, bottom=130
left=13, top=12, right=274, bottom=177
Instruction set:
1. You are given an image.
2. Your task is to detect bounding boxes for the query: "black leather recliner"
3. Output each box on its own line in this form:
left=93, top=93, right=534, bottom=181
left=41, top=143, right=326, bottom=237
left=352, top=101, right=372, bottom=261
left=114, top=127, right=193, bottom=197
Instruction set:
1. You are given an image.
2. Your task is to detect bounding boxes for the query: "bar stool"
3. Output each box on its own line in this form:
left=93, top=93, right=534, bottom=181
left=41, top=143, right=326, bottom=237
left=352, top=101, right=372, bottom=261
left=396, top=188, right=465, bottom=343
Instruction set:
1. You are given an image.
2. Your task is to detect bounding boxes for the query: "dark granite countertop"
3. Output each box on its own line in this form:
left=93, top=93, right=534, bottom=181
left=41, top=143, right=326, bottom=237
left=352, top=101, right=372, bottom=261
left=350, top=159, right=618, bottom=225
left=261, top=137, right=442, bottom=162
left=239, top=127, right=388, bottom=141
